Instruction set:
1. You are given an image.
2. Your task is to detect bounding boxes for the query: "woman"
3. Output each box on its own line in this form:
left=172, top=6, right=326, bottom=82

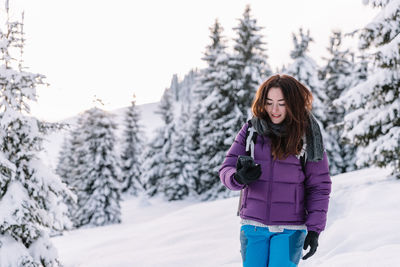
left=219, top=74, right=331, bottom=267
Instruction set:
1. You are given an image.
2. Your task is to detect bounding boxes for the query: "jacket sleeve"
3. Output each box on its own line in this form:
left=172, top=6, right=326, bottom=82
left=218, top=123, right=249, bottom=191
left=304, top=151, right=332, bottom=234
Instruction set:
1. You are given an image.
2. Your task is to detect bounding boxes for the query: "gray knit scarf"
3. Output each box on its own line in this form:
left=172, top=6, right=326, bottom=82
left=250, top=113, right=324, bottom=162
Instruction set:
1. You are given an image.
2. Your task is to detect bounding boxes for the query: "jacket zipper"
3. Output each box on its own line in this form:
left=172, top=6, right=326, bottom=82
left=267, top=159, right=274, bottom=223
left=295, top=186, right=299, bottom=213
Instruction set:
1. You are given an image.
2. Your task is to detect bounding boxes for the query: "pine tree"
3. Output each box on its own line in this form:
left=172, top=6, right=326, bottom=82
left=72, top=107, right=122, bottom=227
left=320, top=30, right=357, bottom=175
left=335, top=0, right=400, bottom=178
left=56, top=131, right=80, bottom=224
left=163, top=105, right=190, bottom=200
left=194, top=19, right=242, bottom=200
left=0, top=6, right=70, bottom=266
left=178, top=69, right=199, bottom=108
left=141, top=128, right=165, bottom=197
left=141, top=87, right=175, bottom=198
left=181, top=109, right=202, bottom=198
left=56, top=118, right=84, bottom=189
left=286, top=28, right=327, bottom=125
left=198, top=89, right=243, bottom=200
left=120, top=94, right=143, bottom=195
left=336, top=52, right=369, bottom=174
left=230, top=5, right=272, bottom=121
left=321, top=31, right=352, bottom=102
left=348, top=53, right=369, bottom=89
left=170, top=74, right=179, bottom=101
left=56, top=136, right=72, bottom=182
left=195, top=19, right=228, bottom=100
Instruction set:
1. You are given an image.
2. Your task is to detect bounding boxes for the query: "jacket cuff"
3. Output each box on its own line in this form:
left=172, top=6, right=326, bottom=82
left=306, top=226, right=323, bottom=234
left=221, top=167, right=244, bottom=191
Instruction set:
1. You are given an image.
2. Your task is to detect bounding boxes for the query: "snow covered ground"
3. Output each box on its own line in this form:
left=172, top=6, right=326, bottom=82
left=52, top=166, right=400, bottom=267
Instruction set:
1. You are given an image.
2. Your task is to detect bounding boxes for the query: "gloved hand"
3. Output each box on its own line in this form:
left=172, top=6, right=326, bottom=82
left=233, top=155, right=262, bottom=185
left=302, top=231, right=319, bottom=260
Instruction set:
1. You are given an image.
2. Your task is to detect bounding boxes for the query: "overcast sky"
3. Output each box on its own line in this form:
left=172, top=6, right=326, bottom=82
left=7, top=0, right=378, bottom=122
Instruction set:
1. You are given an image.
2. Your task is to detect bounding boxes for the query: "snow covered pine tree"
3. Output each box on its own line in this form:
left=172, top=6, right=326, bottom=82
left=72, top=107, right=122, bottom=227
left=163, top=105, right=190, bottom=200
left=286, top=28, right=327, bottom=126
left=120, top=94, right=144, bottom=195
left=320, top=30, right=358, bottom=175
left=193, top=19, right=240, bottom=199
left=335, top=0, right=400, bottom=179
left=56, top=115, right=85, bottom=226
left=141, top=87, right=176, bottom=198
left=0, top=5, right=71, bottom=266
left=196, top=7, right=272, bottom=199
left=229, top=5, right=271, bottom=122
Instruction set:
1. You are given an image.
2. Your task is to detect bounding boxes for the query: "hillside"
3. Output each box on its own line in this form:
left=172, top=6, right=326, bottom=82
left=52, top=166, right=400, bottom=267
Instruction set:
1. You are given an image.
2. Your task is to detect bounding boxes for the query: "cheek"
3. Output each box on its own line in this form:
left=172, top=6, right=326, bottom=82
left=282, top=108, right=287, bottom=118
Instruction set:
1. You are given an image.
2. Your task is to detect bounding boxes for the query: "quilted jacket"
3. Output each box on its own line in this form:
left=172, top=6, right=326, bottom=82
left=219, top=123, right=332, bottom=233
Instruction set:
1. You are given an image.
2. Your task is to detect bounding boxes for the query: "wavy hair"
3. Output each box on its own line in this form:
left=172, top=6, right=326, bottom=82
left=251, top=74, right=313, bottom=160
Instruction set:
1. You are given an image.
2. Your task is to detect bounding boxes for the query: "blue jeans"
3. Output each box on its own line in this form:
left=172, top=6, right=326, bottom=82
left=240, top=225, right=306, bottom=267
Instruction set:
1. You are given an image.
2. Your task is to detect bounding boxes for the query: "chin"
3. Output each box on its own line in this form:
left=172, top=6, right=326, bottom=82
left=272, top=120, right=284, bottom=124
left=272, top=118, right=286, bottom=124
left=268, top=115, right=285, bottom=124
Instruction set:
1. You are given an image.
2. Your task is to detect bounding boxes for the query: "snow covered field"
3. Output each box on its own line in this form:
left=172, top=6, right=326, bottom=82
left=52, top=166, right=400, bottom=267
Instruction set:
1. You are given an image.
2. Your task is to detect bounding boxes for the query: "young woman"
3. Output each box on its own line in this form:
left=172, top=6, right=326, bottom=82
left=219, top=74, right=331, bottom=267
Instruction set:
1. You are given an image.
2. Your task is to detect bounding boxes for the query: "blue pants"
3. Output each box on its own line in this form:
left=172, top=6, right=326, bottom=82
left=240, top=225, right=306, bottom=267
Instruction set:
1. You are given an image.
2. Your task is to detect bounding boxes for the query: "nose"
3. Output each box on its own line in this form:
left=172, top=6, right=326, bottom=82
left=272, top=103, right=279, bottom=113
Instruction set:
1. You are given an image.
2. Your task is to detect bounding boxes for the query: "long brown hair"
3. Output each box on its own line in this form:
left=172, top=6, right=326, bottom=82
left=251, top=74, right=313, bottom=160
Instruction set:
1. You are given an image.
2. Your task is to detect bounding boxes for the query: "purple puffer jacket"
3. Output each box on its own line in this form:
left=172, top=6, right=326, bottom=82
left=219, top=123, right=331, bottom=233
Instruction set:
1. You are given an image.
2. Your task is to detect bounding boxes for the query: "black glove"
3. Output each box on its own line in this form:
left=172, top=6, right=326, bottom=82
left=302, top=231, right=319, bottom=260
left=233, top=155, right=262, bottom=185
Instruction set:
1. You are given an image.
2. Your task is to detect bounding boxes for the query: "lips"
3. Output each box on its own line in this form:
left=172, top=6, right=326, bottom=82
left=271, top=114, right=281, bottom=118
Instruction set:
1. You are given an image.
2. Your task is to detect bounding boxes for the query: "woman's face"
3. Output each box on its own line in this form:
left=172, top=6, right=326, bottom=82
left=265, top=87, right=287, bottom=124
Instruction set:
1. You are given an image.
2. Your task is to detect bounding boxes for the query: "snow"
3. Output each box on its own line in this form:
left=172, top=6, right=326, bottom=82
left=52, top=166, right=400, bottom=267
left=0, top=182, right=27, bottom=226
left=377, top=32, right=400, bottom=65
left=0, top=235, right=32, bottom=267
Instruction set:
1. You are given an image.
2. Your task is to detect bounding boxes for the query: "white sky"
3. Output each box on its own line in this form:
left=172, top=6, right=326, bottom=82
left=7, top=0, right=378, bottom=122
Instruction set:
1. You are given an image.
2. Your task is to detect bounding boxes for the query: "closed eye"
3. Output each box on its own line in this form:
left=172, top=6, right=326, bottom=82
left=266, top=103, right=285, bottom=106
